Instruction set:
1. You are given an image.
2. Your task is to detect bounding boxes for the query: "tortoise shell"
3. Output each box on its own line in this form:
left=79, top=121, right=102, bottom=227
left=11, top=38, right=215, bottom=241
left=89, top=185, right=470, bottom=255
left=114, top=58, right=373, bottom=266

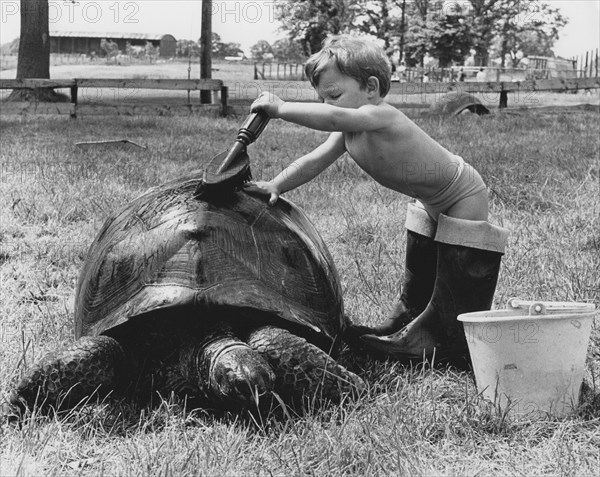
left=74, top=172, right=344, bottom=344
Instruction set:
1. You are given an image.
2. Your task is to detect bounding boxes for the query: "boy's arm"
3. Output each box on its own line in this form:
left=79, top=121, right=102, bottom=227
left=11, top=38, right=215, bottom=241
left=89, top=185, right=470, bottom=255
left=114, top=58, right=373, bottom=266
left=249, top=132, right=345, bottom=205
left=277, top=102, right=390, bottom=132
left=251, top=93, right=393, bottom=132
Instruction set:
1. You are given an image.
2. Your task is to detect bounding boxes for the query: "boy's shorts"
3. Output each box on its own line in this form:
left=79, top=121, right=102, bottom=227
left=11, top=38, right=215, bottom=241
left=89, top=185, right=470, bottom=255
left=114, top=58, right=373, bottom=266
left=419, top=156, right=487, bottom=220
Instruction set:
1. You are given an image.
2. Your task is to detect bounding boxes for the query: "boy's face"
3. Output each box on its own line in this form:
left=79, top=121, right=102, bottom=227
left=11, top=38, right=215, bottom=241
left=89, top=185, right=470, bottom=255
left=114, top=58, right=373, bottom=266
left=316, top=64, right=371, bottom=108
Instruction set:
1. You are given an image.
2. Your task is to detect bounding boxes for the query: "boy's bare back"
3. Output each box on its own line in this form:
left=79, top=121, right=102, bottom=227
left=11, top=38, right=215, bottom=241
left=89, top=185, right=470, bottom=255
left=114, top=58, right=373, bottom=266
left=340, top=101, right=461, bottom=201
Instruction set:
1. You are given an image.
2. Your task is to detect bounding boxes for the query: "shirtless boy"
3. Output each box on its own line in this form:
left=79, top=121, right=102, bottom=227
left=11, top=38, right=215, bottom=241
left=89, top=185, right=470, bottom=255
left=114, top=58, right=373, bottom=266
left=249, top=35, right=509, bottom=361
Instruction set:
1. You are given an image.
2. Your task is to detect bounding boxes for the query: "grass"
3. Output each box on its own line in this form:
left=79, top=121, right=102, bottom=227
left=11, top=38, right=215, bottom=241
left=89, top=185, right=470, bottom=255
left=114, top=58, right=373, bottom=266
left=0, top=106, right=599, bottom=475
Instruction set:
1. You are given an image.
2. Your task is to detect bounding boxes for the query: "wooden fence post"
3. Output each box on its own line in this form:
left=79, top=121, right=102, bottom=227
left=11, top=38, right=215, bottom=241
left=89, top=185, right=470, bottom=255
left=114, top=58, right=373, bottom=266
left=499, top=87, right=508, bottom=109
left=220, top=85, right=228, bottom=117
left=70, top=84, right=78, bottom=105
left=70, top=83, right=78, bottom=119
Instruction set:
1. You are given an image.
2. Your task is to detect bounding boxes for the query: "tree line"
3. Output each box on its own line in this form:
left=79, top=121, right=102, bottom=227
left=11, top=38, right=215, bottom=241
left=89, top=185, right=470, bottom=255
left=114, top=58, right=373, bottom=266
left=264, top=0, right=567, bottom=68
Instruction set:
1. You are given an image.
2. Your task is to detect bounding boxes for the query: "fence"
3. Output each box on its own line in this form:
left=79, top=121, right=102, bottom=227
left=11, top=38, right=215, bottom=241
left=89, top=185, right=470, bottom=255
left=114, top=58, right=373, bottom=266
left=573, top=49, right=599, bottom=78
left=1, top=54, right=103, bottom=70
left=1, top=75, right=598, bottom=117
left=396, top=66, right=531, bottom=82
left=254, top=63, right=306, bottom=81
left=226, top=77, right=600, bottom=113
left=254, top=60, right=592, bottom=83
left=386, top=77, right=600, bottom=108
left=0, top=78, right=228, bottom=117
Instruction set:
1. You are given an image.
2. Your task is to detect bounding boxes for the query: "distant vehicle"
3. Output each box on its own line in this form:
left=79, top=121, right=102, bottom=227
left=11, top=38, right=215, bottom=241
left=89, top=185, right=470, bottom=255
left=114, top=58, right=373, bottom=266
left=525, top=56, right=577, bottom=80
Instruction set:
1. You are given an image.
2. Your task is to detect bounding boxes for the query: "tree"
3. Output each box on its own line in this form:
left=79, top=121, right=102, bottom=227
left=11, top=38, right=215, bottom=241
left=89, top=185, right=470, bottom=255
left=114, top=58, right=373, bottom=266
left=275, top=0, right=354, bottom=56
left=100, top=39, right=119, bottom=62
left=271, top=38, right=306, bottom=62
left=425, top=3, right=471, bottom=67
left=144, top=42, right=158, bottom=64
left=211, top=32, right=223, bottom=55
left=403, top=0, right=431, bottom=67
left=7, top=0, right=64, bottom=101
left=208, top=33, right=243, bottom=58
left=465, top=0, right=567, bottom=66
left=492, top=2, right=567, bottom=66
left=402, top=0, right=470, bottom=67
left=250, top=40, right=273, bottom=61
left=176, top=39, right=201, bottom=58
left=274, top=0, right=568, bottom=69
left=463, top=0, right=499, bottom=66
left=352, top=0, right=404, bottom=53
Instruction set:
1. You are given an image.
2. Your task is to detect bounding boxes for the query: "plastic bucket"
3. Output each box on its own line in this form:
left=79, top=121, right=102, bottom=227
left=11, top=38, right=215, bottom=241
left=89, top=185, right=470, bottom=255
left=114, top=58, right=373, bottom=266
left=458, top=298, right=597, bottom=419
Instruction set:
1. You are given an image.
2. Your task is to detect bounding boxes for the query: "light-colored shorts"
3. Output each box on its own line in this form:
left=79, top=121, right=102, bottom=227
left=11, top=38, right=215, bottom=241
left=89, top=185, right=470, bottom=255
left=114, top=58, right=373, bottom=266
left=418, top=156, right=487, bottom=220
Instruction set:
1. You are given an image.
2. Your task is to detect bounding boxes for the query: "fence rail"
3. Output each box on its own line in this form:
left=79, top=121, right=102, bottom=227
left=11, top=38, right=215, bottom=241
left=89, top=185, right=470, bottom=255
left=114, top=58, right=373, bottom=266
left=0, top=78, right=228, bottom=117
left=388, top=77, right=600, bottom=108
left=388, top=77, right=600, bottom=94
left=1, top=76, right=599, bottom=117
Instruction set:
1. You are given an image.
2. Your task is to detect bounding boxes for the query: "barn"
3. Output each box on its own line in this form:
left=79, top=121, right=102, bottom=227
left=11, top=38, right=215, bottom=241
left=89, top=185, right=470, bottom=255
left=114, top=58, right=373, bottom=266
left=49, top=31, right=177, bottom=58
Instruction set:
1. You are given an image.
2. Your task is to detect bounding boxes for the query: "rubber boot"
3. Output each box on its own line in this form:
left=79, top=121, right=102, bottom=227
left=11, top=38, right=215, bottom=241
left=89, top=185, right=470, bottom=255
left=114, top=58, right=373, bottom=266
left=347, top=203, right=437, bottom=340
left=361, top=214, right=509, bottom=363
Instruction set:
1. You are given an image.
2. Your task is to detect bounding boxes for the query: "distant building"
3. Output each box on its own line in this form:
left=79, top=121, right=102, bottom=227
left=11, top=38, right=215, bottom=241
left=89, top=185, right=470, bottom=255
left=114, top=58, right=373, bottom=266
left=525, top=56, right=577, bottom=80
left=49, top=31, right=177, bottom=58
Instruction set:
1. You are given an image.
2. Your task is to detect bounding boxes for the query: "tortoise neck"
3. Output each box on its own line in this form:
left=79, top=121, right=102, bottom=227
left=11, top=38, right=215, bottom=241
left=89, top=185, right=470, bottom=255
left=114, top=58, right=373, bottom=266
left=178, top=322, right=238, bottom=384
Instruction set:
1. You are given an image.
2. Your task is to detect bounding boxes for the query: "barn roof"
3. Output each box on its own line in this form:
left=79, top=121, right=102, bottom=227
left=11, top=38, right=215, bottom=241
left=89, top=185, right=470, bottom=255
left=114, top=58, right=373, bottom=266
left=49, top=31, right=174, bottom=41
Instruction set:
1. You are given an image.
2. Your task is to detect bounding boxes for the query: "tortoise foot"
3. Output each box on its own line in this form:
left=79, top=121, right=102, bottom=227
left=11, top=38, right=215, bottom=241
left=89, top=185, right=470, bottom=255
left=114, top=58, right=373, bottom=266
left=12, top=335, right=125, bottom=414
left=246, top=326, right=365, bottom=410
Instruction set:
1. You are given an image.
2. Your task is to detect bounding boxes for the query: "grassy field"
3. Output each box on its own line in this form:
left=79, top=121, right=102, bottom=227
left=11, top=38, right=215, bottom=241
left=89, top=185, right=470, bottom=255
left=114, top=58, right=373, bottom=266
left=1, top=85, right=600, bottom=474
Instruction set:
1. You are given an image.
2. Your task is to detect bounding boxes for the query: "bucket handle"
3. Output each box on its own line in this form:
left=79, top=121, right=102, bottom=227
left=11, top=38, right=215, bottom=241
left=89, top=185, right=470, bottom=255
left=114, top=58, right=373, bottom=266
left=507, top=298, right=595, bottom=314
left=508, top=298, right=547, bottom=315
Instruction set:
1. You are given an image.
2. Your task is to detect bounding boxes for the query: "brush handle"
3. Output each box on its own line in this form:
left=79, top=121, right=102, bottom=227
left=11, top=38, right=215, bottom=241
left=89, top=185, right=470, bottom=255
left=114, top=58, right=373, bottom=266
left=236, top=110, right=270, bottom=146
left=214, top=111, right=270, bottom=175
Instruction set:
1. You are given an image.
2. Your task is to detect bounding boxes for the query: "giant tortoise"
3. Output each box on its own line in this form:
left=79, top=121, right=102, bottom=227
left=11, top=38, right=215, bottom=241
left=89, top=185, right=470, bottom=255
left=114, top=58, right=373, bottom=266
left=7, top=165, right=364, bottom=418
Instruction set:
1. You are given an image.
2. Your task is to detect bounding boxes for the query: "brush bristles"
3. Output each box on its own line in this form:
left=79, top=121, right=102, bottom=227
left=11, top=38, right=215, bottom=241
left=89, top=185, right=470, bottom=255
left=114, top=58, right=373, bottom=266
left=195, top=165, right=252, bottom=198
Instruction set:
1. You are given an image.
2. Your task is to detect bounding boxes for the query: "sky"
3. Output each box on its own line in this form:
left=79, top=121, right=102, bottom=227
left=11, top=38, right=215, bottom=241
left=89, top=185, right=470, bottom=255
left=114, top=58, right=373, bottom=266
left=0, top=0, right=598, bottom=58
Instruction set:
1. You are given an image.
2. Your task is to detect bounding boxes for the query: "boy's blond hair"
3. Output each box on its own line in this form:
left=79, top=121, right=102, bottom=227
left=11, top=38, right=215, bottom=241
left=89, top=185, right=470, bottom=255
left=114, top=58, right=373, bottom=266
left=305, top=35, right=392, bottom=97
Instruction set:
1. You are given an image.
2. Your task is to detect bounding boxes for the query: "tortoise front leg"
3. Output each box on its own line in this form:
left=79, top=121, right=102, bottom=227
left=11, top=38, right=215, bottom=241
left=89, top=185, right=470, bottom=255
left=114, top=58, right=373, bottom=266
left=9, top=335, right=125, bottom=415
left=246, top=326, right=365, bottom=410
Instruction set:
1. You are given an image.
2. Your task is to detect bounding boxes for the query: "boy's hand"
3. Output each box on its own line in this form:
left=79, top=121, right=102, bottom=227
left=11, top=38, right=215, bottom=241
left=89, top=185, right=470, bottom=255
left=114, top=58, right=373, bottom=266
left=251, top=92, right=284, bottom=118
left=244, top=180, right=280, bottom=206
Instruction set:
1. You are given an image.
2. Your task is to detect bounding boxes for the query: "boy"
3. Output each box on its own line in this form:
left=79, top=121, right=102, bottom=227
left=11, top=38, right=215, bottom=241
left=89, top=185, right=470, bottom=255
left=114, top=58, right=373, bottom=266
left=248, top=35, right=508, bottom=361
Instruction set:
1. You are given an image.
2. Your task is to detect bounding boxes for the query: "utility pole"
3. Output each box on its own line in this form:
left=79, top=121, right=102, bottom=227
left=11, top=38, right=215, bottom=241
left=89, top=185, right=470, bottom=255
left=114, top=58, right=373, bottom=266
left=399, top=0, right=406, bottom=64
left=200, top=0, right=212, bottom=104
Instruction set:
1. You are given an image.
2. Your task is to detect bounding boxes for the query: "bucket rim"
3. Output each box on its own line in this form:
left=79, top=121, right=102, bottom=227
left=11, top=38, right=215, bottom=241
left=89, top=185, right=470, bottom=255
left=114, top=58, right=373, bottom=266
left=458, top=309, right=598, bottom=323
